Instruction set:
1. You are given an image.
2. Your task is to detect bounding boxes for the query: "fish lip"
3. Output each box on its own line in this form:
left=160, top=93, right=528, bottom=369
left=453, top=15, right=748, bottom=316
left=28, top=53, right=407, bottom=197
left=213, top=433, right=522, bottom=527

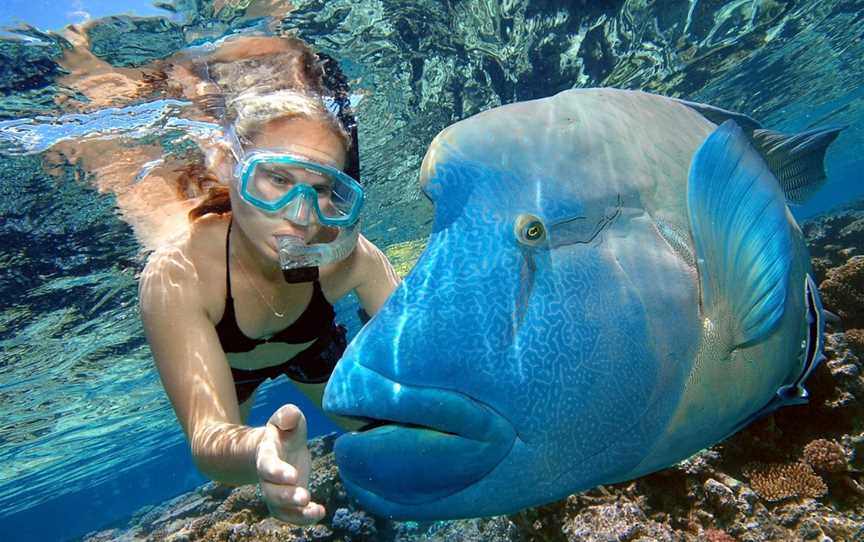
left=324, top=361, right=517, bottom=507
left=324, top=362, right=513, bottom=443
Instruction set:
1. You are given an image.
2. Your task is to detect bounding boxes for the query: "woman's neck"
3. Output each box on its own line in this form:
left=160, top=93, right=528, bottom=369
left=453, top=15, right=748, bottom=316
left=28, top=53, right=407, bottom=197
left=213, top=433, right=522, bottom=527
left=230, top=222, right=285, bottom=285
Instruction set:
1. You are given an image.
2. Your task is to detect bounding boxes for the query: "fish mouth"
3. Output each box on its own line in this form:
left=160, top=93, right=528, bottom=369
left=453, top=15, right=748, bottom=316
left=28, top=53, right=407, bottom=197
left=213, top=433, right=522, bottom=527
left=354, top=418, right=457, bottom=435
left=323, top=362, right=516, bottom=509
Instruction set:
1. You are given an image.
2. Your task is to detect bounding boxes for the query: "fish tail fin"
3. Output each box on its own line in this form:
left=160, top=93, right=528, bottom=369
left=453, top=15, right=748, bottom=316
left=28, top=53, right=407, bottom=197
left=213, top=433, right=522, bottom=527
left=688, top=120, right=795, bottom=348
left=752, top=125, right=845, bottom=204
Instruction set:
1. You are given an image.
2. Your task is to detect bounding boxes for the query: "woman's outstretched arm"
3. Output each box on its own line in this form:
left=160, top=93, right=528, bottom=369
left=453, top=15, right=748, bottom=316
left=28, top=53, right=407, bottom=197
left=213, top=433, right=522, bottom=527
left=139, top=244, right=262, bottom=484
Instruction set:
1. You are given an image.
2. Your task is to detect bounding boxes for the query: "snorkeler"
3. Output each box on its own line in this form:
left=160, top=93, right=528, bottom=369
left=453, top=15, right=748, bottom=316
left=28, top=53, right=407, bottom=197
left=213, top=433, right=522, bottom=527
left=137, top=36, right=400, bottom=525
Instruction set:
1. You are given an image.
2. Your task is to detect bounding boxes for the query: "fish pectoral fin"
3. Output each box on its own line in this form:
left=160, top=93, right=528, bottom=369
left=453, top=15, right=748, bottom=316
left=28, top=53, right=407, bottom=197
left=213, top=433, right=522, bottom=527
left=752, top=125, right=845, bottom=204
left=728, top=276, right=827, bottom=433
left=687, top=120, right=795, bottom=348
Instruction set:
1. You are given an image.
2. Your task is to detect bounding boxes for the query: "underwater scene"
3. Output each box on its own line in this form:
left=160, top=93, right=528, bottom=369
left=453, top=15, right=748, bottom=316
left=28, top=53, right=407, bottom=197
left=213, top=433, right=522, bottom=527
left=1, top=0, right=864, bottom=541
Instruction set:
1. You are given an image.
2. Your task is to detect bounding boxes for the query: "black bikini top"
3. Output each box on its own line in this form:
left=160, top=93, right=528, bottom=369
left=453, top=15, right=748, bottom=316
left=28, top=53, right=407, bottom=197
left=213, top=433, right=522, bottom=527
left=215, top=220, right=336, bottom=353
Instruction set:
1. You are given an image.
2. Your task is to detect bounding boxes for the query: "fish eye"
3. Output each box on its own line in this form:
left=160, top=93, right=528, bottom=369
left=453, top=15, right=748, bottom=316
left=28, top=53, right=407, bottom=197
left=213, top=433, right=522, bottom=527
left=514, top=214, right=547, bottom=246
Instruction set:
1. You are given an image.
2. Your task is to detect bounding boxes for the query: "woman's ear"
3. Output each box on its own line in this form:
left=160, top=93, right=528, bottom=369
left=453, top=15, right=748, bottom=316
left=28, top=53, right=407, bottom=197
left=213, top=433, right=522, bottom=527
left=204, top=139, right=233, bottom=185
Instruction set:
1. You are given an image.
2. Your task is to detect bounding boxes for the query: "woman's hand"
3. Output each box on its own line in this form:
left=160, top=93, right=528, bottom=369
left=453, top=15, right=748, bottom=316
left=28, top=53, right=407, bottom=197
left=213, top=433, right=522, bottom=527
left=255, top=404, right=326, bottom=525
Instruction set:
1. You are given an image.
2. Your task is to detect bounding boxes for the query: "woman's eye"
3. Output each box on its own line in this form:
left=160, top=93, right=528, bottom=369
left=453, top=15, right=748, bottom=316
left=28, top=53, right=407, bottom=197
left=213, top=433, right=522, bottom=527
left=269, top=174, right=294, bottom=186
left=314, top=184, right=333, bottom=196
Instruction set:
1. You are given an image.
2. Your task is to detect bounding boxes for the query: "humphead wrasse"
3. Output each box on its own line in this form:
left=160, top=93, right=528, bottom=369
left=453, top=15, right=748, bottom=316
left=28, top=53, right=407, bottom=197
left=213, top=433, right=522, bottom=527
left=323, top=88, right=843, bottom=519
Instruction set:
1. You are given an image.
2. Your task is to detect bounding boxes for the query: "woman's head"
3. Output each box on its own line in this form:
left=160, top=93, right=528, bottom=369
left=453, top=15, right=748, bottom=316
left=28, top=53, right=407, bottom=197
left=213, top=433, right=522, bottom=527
left=186, top=35, right=358, bottom=240
left=219, top=96, right=356, bottom=264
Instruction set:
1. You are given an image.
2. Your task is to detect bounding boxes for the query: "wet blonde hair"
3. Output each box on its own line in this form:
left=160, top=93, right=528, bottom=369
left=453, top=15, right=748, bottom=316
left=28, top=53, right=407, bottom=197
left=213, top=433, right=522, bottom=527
left=226, top=88, right=349, bottom=148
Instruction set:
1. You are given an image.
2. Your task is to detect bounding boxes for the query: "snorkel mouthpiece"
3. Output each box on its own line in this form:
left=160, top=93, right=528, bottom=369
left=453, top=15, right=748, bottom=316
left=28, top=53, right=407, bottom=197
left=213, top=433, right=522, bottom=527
left=276, top=225, right=360, bottom=283
left=278, top=235, right=320, bottom=269
left=278, top=235, right=320, bottom=282
left=283, top=266, right=319, bottom=283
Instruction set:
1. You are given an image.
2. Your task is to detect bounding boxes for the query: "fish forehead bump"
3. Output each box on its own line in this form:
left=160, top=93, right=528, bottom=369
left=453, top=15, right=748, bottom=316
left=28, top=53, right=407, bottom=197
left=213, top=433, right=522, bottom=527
left=420, top=88, right=709, bottom=212
left=424, top=87, right=652, bottom=157
left=421, top=90, right=585, bottom=181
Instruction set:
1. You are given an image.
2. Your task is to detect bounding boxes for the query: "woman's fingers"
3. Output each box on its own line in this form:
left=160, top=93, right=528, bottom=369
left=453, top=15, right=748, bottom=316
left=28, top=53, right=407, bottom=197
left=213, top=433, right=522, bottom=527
left=256, top=404, right=308, bottom=485
left=272, top=502, right=326, bottom=525
left=255, top=443, right=298, bottom=485
left=260, top=481, right=311, bottom=507
left=259, top=482, right=326, bottom=525
left=255, top=404, right=324, bottom=526
left=301, top=502, right=326, bottom=522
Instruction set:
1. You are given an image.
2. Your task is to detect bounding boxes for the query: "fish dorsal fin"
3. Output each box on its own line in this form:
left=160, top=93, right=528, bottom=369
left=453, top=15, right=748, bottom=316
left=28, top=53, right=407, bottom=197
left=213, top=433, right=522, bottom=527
left=674, top=98, right=844, bottom=205
left=673, top=98, right=763, bottom=132
left=752, top=126, right=845, bottom=204
left=688, top=121, right=795, bottom=348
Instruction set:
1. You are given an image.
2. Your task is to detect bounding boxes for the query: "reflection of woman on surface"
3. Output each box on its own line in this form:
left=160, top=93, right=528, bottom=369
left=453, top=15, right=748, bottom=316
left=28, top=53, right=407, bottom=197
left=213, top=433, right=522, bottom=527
left=138, top=36, right=399, bottom=525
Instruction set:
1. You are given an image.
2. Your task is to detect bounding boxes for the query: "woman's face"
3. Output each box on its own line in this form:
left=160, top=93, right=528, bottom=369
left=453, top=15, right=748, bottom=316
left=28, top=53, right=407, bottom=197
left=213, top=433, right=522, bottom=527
left=227, top=116, right=347, bottom=263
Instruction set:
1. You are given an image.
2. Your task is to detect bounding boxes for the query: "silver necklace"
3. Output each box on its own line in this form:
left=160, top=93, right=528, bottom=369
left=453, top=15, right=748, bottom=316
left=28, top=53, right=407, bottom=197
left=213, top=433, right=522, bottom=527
left=231, top=238, right=288, bottom=319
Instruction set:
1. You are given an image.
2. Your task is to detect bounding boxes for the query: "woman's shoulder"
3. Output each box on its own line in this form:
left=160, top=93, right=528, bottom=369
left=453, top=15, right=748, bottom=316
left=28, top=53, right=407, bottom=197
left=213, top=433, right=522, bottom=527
left=144, top=214, right=227, bottom=268
left=319, top=234, right=400, bottom=314
left=187, top=213, right=232, bottom=262
left=140, top=214, right=230, bottom=314
left=320, top=234, right=388, bottom=293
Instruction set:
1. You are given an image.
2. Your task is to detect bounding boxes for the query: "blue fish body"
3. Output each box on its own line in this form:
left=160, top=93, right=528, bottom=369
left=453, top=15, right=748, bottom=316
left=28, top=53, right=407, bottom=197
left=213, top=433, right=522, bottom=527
left=324, top=89, right=837, bottom=519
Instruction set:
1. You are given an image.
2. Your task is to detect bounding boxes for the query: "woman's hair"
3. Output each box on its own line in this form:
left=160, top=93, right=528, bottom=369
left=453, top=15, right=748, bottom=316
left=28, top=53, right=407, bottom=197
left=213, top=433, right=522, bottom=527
left=227, top=88, right=348, bottom=146
left=42, top=31, right=357, bottom=253
left=183, top=35, right=352, bottom=222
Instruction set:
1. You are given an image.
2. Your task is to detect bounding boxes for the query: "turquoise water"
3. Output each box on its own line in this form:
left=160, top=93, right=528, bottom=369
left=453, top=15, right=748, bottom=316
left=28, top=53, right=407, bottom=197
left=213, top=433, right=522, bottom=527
left=0, top=1, right=863, bottom=540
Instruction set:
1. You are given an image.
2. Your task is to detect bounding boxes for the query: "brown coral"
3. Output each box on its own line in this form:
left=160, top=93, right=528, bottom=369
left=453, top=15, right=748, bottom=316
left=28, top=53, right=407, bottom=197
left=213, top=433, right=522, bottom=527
left=742, top=462, right=827, bottom=502
left=819, top=256, right=864, bottom=329
left=845, top=328, right=864, bottom=356
left=704, top=528, right=737, bottom=542
left=803, top=439, right=848, bottom=473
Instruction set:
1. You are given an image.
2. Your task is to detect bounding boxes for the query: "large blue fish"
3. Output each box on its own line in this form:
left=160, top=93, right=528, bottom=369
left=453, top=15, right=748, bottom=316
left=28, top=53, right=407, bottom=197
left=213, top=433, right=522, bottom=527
left=323, top=89, right=842, bottom=519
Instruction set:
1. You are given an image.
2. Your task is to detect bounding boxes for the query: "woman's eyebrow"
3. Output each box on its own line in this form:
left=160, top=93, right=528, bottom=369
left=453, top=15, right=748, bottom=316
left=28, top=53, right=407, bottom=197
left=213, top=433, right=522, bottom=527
left=294, top=167, right=334, bottom=185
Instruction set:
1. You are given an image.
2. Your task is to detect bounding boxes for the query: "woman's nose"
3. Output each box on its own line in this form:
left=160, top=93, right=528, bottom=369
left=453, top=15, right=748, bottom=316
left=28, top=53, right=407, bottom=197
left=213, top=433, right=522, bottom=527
left=281, top=195, right=313, bottom=226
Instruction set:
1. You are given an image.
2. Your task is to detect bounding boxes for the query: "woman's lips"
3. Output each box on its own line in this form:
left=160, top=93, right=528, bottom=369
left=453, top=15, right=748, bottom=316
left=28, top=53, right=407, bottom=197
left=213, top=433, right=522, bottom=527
left=273, top=227, right=308, bottom=241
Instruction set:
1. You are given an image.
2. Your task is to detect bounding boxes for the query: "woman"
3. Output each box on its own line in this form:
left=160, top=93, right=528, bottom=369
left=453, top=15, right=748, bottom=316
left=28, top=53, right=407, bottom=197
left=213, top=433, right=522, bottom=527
left=138, top=36, right=399, bottom=525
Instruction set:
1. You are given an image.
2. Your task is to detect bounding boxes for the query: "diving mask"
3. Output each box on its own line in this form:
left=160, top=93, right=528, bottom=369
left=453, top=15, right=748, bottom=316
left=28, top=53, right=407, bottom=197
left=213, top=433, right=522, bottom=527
left=234, top=151, right=364, bottom=226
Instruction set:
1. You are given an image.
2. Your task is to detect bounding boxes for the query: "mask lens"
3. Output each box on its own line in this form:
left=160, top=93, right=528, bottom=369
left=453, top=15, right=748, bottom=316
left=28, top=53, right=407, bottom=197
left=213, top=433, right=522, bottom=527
left=326, top=175, right=362, bottom=219
left=249, top=162, right=332, bottom=203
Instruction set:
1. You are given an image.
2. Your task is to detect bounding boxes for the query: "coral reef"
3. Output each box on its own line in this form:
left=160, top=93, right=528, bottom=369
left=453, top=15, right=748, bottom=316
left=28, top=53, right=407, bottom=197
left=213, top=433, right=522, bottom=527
left=846, top=329, right=864, bottom=357
left=803, top=439, right=849, bottom=474
left=801, top=203, right=864, bottom=283
left=83, top=200, right=864, bottom=542
left=383, top=238, right=427, bottom=279
left=820, top=256, right=864, bottom=329
left=742, top=462, right=828, bottom=502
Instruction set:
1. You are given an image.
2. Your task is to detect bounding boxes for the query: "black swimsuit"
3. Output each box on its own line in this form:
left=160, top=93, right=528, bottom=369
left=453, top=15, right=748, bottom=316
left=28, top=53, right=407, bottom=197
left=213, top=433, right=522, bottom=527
left=216, top=220, right=347, bottom=403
